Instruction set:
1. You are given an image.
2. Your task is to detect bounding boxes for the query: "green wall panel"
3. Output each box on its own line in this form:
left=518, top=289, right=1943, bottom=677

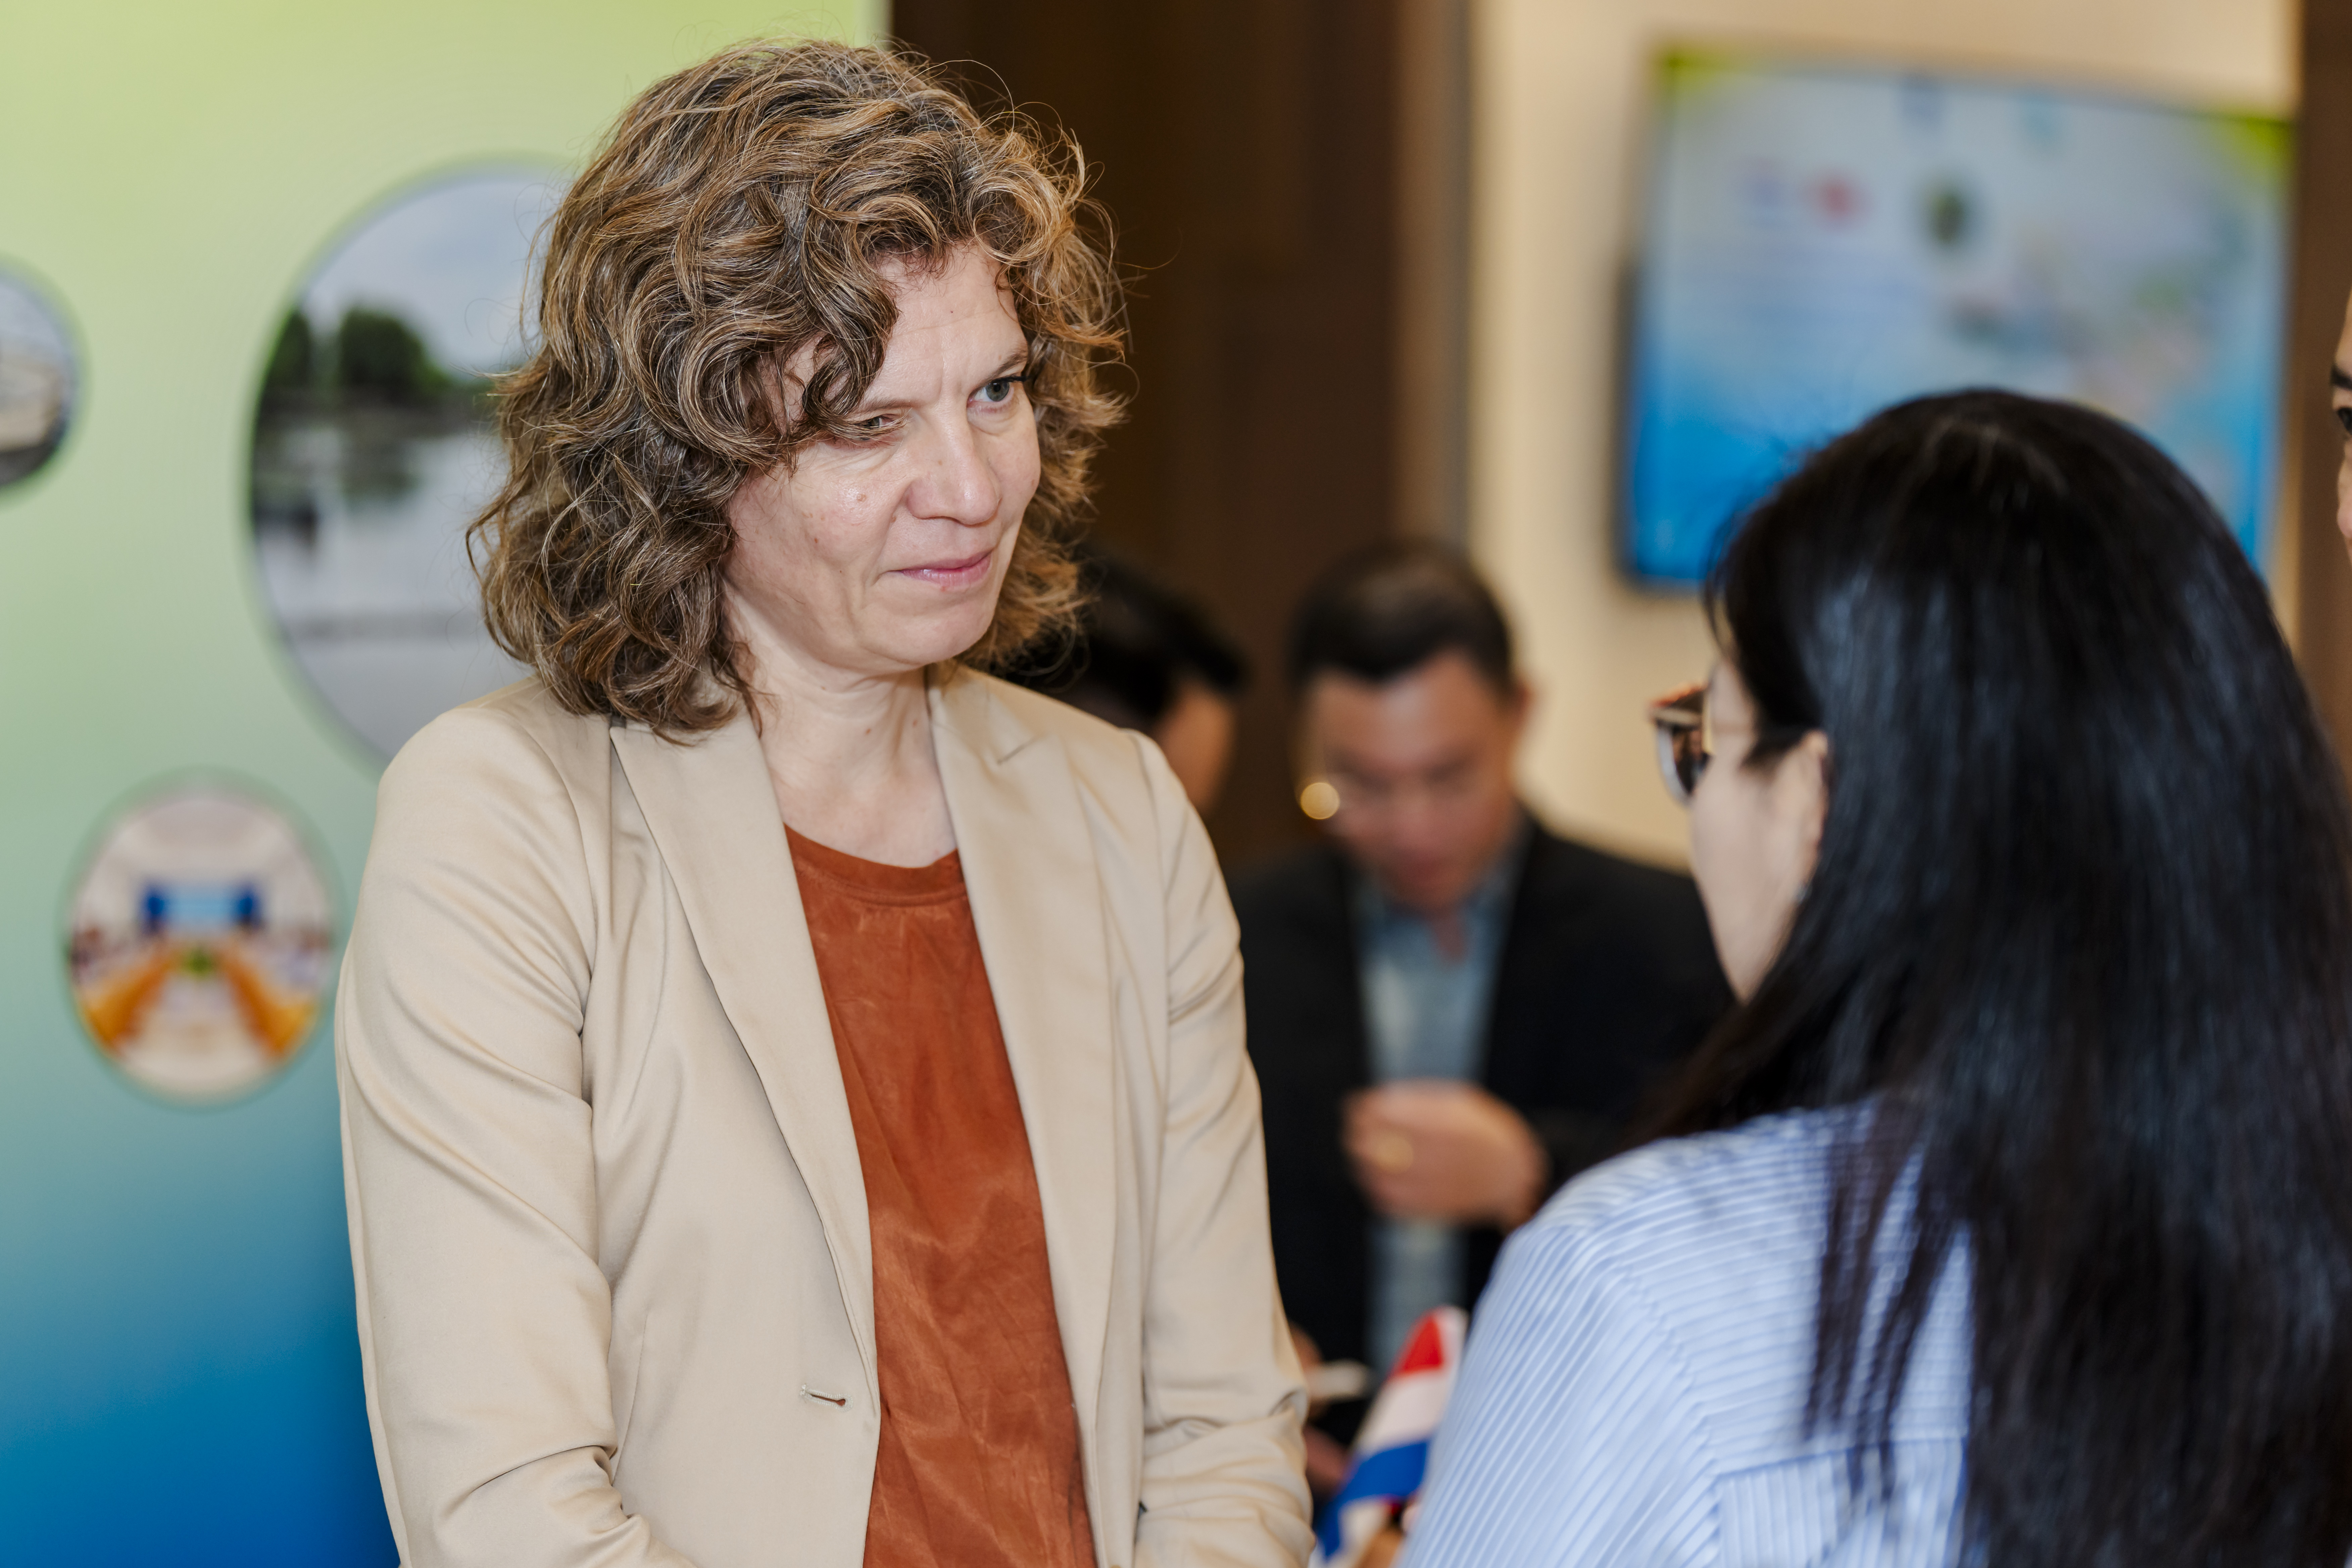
left=0, top=3, right=878, bottom=1561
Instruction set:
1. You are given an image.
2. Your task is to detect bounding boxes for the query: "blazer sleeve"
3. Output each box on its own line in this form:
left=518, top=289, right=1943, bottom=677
left=1129, top=736, right=1316, bottom=1568
left=337, top=709, right=698, bottom=1568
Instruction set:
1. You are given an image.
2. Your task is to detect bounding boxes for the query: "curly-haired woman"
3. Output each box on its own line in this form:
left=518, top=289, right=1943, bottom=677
left=335, top=41, right=1310, bottom=1568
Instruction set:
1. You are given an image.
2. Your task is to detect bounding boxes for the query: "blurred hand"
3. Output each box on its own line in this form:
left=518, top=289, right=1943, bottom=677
left=1304, top=1426, right=1353, bottom=1500
left=1288, top=1324, right=1355, bottom=1498
left=1344, top=1080, right=1547, bottom=1228
left=1290, top=1322, right=1327, bottom=1414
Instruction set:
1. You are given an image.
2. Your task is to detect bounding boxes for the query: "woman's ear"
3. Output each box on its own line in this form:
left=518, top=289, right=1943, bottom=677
left=1775, top=730, right=1832, bottom=889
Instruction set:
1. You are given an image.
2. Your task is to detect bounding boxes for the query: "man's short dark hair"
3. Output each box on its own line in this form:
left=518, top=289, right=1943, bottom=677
left=1286, top=540, right=1515, bottom=694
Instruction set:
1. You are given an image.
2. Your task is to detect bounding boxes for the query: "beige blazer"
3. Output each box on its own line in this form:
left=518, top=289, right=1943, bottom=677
left=336, top=667, right=1312, bottom=1568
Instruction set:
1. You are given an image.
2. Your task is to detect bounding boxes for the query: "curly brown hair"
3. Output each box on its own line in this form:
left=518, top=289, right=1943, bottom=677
left=470, top=39, right=1123, bottom=735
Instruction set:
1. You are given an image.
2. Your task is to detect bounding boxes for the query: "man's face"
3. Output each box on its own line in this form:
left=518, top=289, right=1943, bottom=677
left=2333, top=286, right=2352, bottom=562
left=1301, top=650, right=1528, bottom=916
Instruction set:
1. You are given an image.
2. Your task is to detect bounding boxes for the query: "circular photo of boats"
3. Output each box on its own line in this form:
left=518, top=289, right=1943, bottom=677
left=250, top=167, right=561, bottom=760
left=65, top=784, right=334, bottom=1103
left=0, top=264, right=76, bottom=491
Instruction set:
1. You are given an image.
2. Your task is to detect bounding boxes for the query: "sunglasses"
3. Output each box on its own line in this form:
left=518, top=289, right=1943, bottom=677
left=1647, top=681, right=1710, bottom=806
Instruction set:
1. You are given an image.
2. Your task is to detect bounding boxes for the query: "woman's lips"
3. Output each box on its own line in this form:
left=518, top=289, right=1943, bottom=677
left=895, top=549, right=995, bottom=588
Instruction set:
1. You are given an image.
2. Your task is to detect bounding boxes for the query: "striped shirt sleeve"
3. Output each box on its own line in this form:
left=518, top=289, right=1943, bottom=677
left=1400, top=1216, right=1718, bottom=1568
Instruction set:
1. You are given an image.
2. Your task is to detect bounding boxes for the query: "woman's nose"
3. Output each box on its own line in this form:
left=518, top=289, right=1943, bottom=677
left=909, top=416, right=1004, bottom=527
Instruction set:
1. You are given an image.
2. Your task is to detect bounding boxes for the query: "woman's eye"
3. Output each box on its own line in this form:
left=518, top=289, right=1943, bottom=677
left=979, top=375, right=1024, bottom=406
left=2336, top=405, right=2352, bottom=439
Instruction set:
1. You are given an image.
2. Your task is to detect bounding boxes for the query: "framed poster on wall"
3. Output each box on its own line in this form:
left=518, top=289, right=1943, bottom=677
left=65, top=781, right=333, bottom=1105
left=0, top=263, right=76, bottom=490
left=1621, top=51, right=2290, bottom=586
left=249, top=167, right=556, bottom=761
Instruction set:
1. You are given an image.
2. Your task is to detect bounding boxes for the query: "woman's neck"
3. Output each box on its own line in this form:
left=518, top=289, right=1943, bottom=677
left=740, top=633, right=956, bottom=869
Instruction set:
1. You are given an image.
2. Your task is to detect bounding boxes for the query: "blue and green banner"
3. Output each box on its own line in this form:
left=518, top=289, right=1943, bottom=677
left=0, top=4, right=871, bottom=1562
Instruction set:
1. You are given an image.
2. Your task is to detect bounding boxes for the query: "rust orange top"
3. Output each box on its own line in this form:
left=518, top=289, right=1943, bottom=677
left=788, top=826, right=1096, bottom=1568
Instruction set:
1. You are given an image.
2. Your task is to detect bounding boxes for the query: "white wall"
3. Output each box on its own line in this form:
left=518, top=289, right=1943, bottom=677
left=1472, top=0, right=2295, bottom=867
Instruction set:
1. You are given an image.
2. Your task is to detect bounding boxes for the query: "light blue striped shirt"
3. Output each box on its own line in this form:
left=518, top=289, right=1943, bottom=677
left=1404, top=1109, right=1971, bottom=1567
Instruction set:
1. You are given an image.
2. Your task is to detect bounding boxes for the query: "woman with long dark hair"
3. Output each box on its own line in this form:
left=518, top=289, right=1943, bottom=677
left=1401, top=390, right=2352, bottom=1566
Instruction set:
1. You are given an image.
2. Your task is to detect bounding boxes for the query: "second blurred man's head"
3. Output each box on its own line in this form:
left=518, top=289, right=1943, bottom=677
left=1000, top=547, right=1251, bottom=812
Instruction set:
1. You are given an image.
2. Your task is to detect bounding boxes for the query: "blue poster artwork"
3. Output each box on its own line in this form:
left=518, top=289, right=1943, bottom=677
left=1623, top=53, right=2289, bottom=586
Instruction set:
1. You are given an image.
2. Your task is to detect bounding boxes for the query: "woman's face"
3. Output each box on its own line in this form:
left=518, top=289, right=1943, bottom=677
left=1688, top=659, right=1829, bottom=1000
left=724, top=244, right=1040, bottom=681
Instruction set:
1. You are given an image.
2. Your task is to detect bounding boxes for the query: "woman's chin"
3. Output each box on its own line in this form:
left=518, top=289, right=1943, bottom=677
left=864, top=602, right=1005, bottom=674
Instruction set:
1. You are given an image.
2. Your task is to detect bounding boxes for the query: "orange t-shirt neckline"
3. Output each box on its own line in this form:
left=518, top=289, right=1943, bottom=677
left=787, top=826, right=1095, bottom=1568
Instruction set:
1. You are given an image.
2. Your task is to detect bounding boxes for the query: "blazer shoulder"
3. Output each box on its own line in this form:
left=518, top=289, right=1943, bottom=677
left=971, top=669, right=1148, bottom=765
left=355, top=680, right=609, bottom=987
left=950, top=669, right=1187, bottom=820
left=376, top=677, right=616, bottom=835
left=943, top=668, right=1216, bottom=885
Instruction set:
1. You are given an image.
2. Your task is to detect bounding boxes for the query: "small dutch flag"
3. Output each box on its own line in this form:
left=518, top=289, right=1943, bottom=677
left=1309, top=1306, right=1466, bottom=1568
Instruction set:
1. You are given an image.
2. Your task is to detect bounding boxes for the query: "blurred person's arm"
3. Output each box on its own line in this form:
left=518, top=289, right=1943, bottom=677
left=1287, top=1324, right=1360, bottom=1497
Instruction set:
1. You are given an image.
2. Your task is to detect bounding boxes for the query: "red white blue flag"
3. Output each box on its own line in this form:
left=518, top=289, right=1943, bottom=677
left=1310, top=1306, right=1466, bottom=1568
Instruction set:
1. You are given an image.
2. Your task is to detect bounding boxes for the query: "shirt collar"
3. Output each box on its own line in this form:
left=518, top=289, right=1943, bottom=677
left=1352, top=808, right=1531, bottom=935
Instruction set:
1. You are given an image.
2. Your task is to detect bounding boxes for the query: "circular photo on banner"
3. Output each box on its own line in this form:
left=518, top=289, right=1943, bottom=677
left=0, top=264, right=76, bottom=490
left=250, top=168, right=561, bottom=760
left=65, top=784, right=334, bottom=1103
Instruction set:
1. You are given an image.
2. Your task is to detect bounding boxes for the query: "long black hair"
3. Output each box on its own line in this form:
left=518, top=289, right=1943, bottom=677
left=1662, top=390, right=2352, bottom=1565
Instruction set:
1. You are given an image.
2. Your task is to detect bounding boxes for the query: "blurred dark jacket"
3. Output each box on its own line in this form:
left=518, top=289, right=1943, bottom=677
left=1232, top=820, right=1731, bottom=1381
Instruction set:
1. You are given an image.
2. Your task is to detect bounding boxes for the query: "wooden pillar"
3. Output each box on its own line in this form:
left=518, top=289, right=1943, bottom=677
left=1392, top=0, right=1473, bottom=544
left=2294, top=0, right=2352, bottom=743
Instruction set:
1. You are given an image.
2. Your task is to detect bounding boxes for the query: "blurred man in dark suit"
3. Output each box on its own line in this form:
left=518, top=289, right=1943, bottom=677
left=1231, top=542, right=1729, bottom=1463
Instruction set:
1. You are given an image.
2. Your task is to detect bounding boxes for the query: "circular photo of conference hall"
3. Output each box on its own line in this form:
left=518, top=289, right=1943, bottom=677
left=65, top=784, right=333, bottom=1103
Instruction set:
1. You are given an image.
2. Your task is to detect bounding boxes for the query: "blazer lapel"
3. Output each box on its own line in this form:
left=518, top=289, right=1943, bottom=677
left=607, top=713, right=877, bottom=1384
left=929, top=669, right=1118, bottom=1451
